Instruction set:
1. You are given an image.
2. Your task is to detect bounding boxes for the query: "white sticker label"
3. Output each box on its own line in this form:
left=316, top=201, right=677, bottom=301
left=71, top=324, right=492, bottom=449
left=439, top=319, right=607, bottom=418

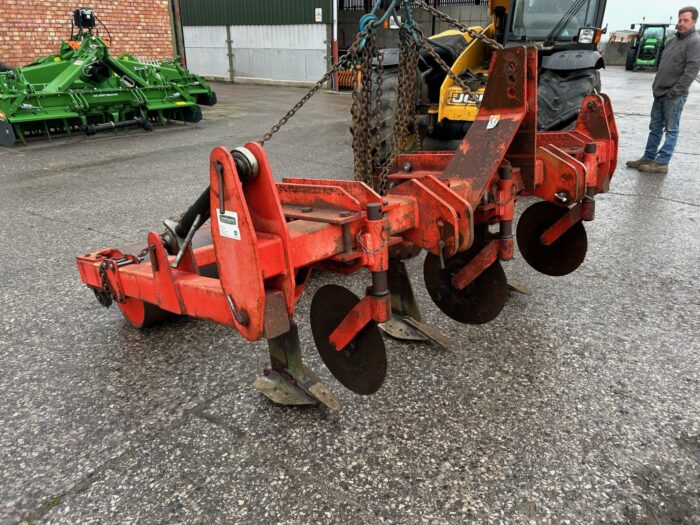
left=218, top=210, right=241, bottom=240
left=487, top=114, right=501, bottom=130
left=315, top=8, right=323, bottom=22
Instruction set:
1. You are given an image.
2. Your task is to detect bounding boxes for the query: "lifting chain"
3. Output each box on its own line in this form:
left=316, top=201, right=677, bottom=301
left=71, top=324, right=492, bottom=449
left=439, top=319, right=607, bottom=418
left=376, top=27, right=421, bottom=194
left=259, top=30, right=367, bottom=146
left=258, top=0, right=507, bottom=195
left=413, top=27, right=483, bottom=106
left=351, top=33, right=380, bottom=190
left=411, top=0, right=504, bottom=51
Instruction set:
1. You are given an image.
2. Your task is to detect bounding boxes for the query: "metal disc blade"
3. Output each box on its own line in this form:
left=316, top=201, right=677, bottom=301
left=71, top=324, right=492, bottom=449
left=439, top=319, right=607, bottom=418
left=117, top=298, right=174, bottom=329
left=423, top=245, right=508, bottom=325
left=0, top=120, right=16, bottom=147
left=310, top=284, right=387, bottom=395
left=517, top=201, right=588, bottom=277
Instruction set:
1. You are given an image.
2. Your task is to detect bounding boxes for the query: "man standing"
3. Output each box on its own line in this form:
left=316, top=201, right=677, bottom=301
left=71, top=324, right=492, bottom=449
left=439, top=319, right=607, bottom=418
left=627, top=6, right=700, bottom=174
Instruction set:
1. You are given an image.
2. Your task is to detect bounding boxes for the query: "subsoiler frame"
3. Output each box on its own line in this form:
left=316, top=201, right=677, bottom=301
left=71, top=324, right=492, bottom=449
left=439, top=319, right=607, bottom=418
left=76, top=47, right=618, bottom=408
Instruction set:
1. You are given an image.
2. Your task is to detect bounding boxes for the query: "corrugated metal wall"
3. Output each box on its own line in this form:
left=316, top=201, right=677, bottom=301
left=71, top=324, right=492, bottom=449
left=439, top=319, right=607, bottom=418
left=183, top=24, right=328, bottom=83
left=181, top=0, right=333, bottom=26
left=182, top=26, right=229, bottom=78
left=230, top=25, right=328, bottom=82
left=180, top=1, right=490, bottom=84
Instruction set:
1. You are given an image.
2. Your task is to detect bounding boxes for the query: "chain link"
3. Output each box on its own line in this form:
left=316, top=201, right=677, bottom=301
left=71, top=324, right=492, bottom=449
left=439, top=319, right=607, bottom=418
left=258, top=0, right=506, bottom=194
left=411, top=0, right=504, bottom=50
left=413, top=28, right=482, bottom=105
left=375, top=28, right=420, bottom=195
left=97, top=260, right=114, bottom=307
left=352, top=34, right=377, bottom=189
left=372, top=46, right=385, bottom=186
left=259, top=31, right=367, bottom=145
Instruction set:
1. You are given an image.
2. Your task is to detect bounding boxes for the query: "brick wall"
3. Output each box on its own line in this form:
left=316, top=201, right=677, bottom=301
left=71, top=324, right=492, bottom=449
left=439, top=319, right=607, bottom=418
left=0, top=0, right=174, bottom=67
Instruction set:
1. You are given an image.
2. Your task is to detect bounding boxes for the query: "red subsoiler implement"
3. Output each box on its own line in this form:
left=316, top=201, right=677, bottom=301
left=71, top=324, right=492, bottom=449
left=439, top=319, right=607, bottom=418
left=76, top=47, right=618, bottom=410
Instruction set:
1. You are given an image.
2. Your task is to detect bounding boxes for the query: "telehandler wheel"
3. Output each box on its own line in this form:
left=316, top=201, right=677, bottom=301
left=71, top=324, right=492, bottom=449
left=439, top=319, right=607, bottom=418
left=118, top=298, right=174, bottom=329
left=372, top=67, right=400, bottom=163
left=423, top=244, right=508, bottom=325
left=537, top=69, right=601, bottom=131
left=516, top=201, right=588, bottom=277
left=352, top=67, right=415, bottom=165
left=310, top=284, right=387, bottom=395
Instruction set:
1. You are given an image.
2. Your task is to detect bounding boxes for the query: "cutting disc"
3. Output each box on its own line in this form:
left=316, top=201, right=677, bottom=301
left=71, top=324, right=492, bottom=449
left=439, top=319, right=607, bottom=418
left=423, top=244, right=508, bottom=325
left=517, top=201, right=588, bottom=277
left=310, top=284, right=387, bottom=395
left=118, top=298, right=173, bottom=329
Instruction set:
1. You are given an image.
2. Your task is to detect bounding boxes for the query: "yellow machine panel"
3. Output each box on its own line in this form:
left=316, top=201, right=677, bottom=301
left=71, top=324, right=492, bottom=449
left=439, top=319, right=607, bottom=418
left=436, top=25, right=495, bottom=124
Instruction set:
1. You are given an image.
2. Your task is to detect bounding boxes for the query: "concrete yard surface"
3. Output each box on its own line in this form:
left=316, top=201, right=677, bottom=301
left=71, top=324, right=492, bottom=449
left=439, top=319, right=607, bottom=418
left=0, top=67, right=698, bottom=524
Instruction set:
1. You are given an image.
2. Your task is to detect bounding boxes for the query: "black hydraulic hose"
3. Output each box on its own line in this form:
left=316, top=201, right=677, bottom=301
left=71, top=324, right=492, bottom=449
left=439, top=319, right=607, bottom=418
left=95, top=15, right=113, bottom=44
left=172, top=148, right=258, bottom=237
left=176, top=187, right=211, bottom=237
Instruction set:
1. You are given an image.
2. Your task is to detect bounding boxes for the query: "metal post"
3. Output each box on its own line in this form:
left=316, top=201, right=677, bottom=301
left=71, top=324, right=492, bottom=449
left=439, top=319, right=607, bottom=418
left=332, top=0, right=339, bottom=92
left=171, top=0, right=187, bottom=66
left=367, top=203, right=389, bottom=297
left=167, top=0, right=178, bottom=61
left=226, top=26, right=235, bottom=82
left=431, top=0, right=437, bottom=35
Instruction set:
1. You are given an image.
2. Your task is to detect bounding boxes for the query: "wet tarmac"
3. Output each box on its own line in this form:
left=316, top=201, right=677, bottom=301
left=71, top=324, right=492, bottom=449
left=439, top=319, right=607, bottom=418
left=0, top=66, right=698, bottom=524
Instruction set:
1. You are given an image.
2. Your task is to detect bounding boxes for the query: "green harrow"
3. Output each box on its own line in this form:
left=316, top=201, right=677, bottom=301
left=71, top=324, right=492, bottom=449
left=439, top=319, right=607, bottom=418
left=0, top=8, right=217, bottom=146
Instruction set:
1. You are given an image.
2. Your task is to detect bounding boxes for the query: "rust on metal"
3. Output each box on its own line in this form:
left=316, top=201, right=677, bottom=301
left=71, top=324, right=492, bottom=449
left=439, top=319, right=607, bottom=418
left=75, top=44, right=619, bottom=406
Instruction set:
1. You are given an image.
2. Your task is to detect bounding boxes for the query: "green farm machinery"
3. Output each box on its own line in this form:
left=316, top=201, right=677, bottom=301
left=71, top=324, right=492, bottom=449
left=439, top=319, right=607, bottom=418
left=0, top=8, right=217, bottom=146
left=625, top=23, right=673, bottom=71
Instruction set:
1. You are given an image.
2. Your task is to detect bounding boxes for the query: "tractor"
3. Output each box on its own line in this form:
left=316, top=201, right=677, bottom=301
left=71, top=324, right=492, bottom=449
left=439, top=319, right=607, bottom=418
left=374, top=0, right=609, bottom=159
left=625, top=23, right=673, bottom=71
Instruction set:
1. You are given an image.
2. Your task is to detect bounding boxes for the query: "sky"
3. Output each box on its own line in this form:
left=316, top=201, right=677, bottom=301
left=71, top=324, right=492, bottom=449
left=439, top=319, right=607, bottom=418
left=602, top=1, right=692, bottom=33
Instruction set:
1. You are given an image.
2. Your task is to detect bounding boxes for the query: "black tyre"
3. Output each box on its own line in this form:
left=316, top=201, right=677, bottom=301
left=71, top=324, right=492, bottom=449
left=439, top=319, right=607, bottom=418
left=625, top=48, right=636, bottom=71
left=537, top=68, right=601, bottom=131
left=370, top=67, right=400, bottom=164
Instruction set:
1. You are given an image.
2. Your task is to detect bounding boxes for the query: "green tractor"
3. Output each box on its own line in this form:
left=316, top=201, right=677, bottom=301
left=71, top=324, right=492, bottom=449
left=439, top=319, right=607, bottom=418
left=625, top=23, right=673, bottom=71
left=0, top=8, right=217, bottom=146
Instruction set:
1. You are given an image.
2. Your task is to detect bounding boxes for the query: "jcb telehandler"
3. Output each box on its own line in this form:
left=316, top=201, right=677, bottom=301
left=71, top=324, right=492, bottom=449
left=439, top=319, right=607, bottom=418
left=376, top=0, right=608, bottom=156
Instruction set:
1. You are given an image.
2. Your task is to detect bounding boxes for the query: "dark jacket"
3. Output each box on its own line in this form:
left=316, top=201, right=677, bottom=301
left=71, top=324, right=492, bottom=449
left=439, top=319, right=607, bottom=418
left=652, top=29, right=700, bottom=97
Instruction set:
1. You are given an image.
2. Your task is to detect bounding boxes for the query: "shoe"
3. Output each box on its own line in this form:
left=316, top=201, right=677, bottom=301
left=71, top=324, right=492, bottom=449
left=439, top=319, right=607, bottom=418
left=638, top=162, right=668, bottom=174
left=626, top=158, right=653, bottom=169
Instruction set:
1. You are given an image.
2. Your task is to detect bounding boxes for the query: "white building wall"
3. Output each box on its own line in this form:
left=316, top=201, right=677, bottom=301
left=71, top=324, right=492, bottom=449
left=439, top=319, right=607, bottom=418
left=230, top=24, right=327, bottom=83
left=183, top=24, right=328, bottom=84
left=183, top=6, right=490, bottom=84
left=338, top=5, right=491, bottom=49
left=182, top=26, right=229, bottom=78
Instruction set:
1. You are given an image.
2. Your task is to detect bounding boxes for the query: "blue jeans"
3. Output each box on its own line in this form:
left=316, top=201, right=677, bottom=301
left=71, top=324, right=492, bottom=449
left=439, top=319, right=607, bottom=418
left=643, top=94, right=688, bottom=165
